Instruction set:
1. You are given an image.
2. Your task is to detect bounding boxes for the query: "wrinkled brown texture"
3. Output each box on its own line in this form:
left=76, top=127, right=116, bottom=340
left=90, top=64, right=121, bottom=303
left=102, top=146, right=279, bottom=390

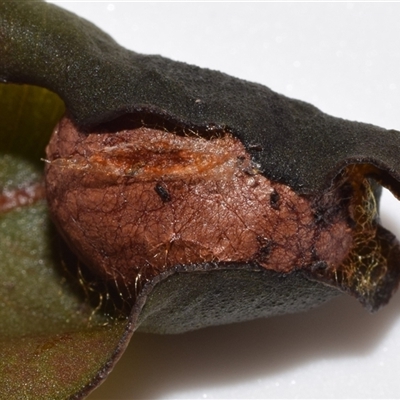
left=45, top=116, right=353, bottom=294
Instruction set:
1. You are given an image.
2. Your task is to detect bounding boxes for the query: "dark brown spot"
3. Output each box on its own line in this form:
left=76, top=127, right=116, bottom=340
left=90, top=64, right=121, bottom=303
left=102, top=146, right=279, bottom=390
left=255, top=236, right=275, bottom=263
left=154, top=183, right=171, bottom=203
left=270, top=189, right=280, bottom=210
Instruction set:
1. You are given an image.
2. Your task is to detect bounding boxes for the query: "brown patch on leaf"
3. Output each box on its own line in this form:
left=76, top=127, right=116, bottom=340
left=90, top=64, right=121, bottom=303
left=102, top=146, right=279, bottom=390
left=0, top=181, right=45, bottom=214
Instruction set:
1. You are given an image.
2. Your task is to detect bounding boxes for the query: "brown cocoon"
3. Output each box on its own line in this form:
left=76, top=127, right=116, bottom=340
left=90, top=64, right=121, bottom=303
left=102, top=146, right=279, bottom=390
left=45, top=116, right=353, bottom=294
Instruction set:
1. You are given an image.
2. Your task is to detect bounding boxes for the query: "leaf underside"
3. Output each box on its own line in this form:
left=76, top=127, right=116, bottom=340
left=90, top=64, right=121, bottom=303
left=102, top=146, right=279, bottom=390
left=0, top=83, right=129, bottom=399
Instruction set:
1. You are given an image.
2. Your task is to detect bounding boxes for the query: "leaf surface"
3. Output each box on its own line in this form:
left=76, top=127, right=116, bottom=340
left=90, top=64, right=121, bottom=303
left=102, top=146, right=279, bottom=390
left=0, top=83, right=128, bottom=399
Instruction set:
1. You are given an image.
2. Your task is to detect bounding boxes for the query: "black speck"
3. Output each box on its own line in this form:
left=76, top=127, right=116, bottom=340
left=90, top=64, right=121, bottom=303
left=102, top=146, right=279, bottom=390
left=255, top=236, right=275, bottom=263
left=154, top=183, right=171, bottom=203
left=270, top=189, right=280, bottom=210
left=310, top=261, right=328, bottom=277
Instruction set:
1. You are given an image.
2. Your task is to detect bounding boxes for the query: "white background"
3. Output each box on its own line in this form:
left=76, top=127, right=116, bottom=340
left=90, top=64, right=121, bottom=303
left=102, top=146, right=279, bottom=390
left=50, top=2, right=400, bottom=399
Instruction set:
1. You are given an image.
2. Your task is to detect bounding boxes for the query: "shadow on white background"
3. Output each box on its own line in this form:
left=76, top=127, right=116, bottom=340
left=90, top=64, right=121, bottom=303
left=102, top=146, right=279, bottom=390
left=89, top=285, right=400, bottom=399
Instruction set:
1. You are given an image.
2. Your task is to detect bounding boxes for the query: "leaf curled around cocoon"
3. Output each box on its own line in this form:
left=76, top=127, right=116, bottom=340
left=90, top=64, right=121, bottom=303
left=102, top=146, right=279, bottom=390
left=1, top=1, right=400, bottom=398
